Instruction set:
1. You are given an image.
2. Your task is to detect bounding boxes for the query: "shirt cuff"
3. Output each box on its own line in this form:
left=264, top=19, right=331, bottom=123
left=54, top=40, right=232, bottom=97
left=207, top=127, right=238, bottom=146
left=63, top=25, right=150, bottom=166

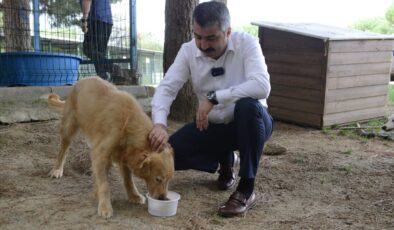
left=152, top=110, right=168, bottom=127
left=216, top=88, right=233, bottom=105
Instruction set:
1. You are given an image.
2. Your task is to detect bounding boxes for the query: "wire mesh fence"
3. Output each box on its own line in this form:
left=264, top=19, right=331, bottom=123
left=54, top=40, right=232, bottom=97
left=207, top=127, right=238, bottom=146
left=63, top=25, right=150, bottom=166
left=0, top=0, right=163, bottom=87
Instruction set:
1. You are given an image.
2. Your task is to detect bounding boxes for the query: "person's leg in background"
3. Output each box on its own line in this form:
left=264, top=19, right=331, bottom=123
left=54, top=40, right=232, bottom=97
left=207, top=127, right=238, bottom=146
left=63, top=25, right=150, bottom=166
left=83, top=20, right=113, bottom=80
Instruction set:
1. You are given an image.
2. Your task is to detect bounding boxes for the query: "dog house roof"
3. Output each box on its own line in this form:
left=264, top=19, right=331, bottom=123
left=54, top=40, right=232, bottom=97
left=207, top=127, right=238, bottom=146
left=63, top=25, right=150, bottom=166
left=252, top=21, right=394, bottom=41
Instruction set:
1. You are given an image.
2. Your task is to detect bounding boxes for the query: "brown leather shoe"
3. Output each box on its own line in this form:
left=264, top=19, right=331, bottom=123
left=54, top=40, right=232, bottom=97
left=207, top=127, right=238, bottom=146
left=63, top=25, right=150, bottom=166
left=218, top=191, right=257, bottom=217
left=217, top=166, right=235, bottom=190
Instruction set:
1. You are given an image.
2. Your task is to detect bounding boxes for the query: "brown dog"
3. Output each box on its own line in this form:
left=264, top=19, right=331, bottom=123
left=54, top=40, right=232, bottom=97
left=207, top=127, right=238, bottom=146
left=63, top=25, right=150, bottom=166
left=48, top=77, right=174, bottom=218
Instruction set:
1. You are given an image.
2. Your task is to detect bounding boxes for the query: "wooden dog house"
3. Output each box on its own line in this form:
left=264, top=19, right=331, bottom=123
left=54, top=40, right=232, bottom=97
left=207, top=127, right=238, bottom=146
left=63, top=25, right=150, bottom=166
left=253, top=21, right=394, bottom=128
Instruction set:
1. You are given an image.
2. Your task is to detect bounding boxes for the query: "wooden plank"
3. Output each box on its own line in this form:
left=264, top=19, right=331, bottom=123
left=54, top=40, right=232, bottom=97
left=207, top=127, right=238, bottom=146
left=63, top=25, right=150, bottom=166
left=326, top=74, right=390, bottom=89
left=268, top=95, right=324, bottom=114
left=323, top=106, right=387, bottom=126
left=268, top=62, right=324, bottom=78
left=271, top=84, right=324, bottom=102
left=329, top=40, right=394, bottom=53
left=324, top=95, right=387, bottom=114
left=260, top=27, right=326, bottom=52
left=327, top=62, right=391, bottom=78
left=264, top=50, right=325, bottom=65
left=325, top=85, right=388, bottom=102
left=269, top=106, right=322, bottom=127
left=271, top=73, right=324, bottom=90
left=328, top=51, right=392, bottom=65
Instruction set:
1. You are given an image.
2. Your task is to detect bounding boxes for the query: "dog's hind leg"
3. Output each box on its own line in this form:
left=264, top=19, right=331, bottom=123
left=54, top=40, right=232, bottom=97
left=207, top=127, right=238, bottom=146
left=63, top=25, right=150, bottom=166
left=119, top=163, right=146, bottom=204
left=49, top=114, right=78, bottom=178
left=91, top=149, right=113, bottom=218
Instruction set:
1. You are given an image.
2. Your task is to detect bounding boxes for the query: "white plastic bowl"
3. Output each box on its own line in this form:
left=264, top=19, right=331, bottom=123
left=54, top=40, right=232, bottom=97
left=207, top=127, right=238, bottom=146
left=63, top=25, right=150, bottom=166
left=146, top=191, right=181, bottom=217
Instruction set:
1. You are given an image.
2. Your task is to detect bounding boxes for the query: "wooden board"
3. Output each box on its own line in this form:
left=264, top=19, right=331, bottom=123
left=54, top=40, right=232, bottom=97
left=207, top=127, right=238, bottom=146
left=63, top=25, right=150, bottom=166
left=269, top=106, right=322, bottom=127
left=327, top=62, right=391, bottom=78
left=268, top=95, right=324, bottom=114
left=270, top=73, right=324, bottom=90
left=329, top=40, right=394, bottom=53
left=323, top=106, right=387, bottom=126
left=326, top=74, right=390, bottom=89
left=268, top=62, right=324, bottom=78
left=324, top=95, right=387, bottom=114
left=271, top=84, right=323, bottom=102
left=260, top=27, right=325, bottom=52
left=325, top=85, right=388, bottom=102
left=264, top=50, right=324, bottom=65
left=328, top=51, right=392, bottom=65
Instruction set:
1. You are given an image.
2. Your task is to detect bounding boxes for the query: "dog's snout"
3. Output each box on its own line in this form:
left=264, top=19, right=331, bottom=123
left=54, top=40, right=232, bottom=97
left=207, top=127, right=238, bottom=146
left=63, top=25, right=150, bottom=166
left=158, top=194, right=169, bottom=201
left=382, top=125, right=387, bottom=131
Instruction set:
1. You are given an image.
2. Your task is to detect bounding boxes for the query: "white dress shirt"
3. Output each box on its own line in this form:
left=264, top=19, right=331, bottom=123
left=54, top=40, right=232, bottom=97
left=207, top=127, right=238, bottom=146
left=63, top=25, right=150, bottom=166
left=151, top=32, right=271, bottom=126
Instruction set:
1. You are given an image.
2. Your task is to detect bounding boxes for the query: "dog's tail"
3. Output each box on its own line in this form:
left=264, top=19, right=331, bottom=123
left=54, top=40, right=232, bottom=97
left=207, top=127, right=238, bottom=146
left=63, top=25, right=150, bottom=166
left=48, top=93, right=65, bottom=113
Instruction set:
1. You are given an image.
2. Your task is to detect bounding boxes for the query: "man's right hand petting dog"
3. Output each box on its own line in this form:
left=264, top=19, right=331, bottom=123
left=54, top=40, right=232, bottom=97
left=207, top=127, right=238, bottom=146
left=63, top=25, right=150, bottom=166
left=47, top=77, right=174, bottom=218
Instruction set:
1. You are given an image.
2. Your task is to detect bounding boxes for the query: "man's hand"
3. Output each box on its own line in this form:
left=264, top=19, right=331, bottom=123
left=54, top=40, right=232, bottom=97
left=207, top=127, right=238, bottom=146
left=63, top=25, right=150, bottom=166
left=81, top=19, right=88, bottom=33
left=196, top=100, right=214, bottom=131
left=149, top=123, right=169, bottom=151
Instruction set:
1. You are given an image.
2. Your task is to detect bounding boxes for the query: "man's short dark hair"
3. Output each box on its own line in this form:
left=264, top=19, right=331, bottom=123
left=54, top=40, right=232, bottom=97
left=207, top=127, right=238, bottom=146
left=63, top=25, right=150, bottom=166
left=192, top=1, right=231, bottom=31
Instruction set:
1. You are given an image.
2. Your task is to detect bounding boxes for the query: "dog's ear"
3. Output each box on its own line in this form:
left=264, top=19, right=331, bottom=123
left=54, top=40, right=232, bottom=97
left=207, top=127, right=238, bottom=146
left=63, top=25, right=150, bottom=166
left=137, top=152, right=151, bottom=169
left=161, top=143, right=174, bottom=157
left=125, top=149, right=151, bottom=170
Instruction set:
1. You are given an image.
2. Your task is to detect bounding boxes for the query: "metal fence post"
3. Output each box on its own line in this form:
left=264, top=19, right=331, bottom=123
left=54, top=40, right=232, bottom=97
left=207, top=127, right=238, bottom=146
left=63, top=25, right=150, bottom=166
left=130, top=0, right=137, bottom=73
left=33, top=0, right=40, bottom=52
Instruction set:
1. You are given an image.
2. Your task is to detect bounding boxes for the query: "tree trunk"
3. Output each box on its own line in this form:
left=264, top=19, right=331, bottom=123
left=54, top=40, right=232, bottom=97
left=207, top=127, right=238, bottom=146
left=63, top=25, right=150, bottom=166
left=163, top=0, right=198, bottom=122
left=3, top=0, right=31, bottom=51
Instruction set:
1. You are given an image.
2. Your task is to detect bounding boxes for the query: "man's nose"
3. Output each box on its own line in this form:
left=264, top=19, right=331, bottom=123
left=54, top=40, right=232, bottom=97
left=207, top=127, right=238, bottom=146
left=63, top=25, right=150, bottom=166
left=200, top=39, right=210, bottom=50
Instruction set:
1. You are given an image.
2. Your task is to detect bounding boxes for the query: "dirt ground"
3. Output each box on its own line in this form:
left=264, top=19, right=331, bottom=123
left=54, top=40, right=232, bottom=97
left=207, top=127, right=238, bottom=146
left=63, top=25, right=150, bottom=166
left=0, top=119, right=393, bottom=230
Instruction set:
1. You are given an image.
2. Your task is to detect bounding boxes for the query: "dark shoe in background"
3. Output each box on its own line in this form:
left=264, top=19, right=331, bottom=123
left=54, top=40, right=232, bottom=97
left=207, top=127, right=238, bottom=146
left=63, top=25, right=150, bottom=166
left=217, top=152, right=239, bottom=190
left=218, top=191, right=257, bottom=217
left=217, top=165, right=236, bottom=190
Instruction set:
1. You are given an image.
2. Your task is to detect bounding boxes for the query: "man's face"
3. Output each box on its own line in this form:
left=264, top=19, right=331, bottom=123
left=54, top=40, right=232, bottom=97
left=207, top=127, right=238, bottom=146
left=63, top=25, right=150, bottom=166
left=193, top=22, right=231, bottom=60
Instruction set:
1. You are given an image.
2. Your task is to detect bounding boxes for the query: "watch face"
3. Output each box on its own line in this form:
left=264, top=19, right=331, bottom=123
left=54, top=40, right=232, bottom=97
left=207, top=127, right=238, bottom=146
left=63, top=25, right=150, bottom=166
left=207, top=92, right=214, bottom=100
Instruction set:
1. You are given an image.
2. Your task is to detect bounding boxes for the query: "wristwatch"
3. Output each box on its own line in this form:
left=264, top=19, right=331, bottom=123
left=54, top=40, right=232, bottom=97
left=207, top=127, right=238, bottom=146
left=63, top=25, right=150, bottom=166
left=206, top=91, right=218, bottom=105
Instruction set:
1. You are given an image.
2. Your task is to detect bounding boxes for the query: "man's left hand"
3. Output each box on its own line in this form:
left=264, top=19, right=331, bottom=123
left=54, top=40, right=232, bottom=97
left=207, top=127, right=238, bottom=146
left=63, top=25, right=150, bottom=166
left=196, top=100, right=214, bottom=131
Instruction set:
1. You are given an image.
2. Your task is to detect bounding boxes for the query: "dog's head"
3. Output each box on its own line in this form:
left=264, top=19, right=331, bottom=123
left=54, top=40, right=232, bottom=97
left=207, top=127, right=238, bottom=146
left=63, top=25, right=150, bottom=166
left=129, top=145, right=174, bottom=200
left=382, top=114, right=394, bottom=131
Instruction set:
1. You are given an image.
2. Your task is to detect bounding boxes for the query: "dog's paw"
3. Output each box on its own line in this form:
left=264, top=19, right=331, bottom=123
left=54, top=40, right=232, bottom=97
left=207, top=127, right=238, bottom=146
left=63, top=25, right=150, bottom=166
left=128, top=194, right=146, bottom=204
left=48, top=168, right=63, bottom=178
left=98, top=202, right=113, bottom=218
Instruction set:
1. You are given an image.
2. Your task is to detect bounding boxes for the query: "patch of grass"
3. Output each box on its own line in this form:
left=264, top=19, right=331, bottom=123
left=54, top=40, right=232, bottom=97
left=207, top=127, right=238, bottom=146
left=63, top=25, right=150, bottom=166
left=340, top=149, right=352, bottom=155
left=338, top=165, right=352, bottom=174
left=324, top=118, right=387, bottom=140
left=388, top=84, right=394, bottom=103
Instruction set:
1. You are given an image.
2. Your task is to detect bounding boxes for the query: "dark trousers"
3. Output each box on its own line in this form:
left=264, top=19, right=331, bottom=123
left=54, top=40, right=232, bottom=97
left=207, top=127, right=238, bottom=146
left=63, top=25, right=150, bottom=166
left=83, top=19, right=113, bottom=79
left=169, top=98, right=273, bottom=179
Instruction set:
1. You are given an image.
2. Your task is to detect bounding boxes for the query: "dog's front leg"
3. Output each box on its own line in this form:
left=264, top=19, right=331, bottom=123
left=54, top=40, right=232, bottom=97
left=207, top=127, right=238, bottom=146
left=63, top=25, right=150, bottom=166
left=119, top=164, right=145, bottom=204
left=92, top=153, right=113, bottom=218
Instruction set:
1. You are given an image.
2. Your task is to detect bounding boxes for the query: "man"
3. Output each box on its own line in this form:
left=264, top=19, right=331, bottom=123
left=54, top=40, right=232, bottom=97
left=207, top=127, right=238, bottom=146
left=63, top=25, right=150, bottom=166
left=149, top=1, right=273, bottom=217
left=80, top=0, right=122, bottom=81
